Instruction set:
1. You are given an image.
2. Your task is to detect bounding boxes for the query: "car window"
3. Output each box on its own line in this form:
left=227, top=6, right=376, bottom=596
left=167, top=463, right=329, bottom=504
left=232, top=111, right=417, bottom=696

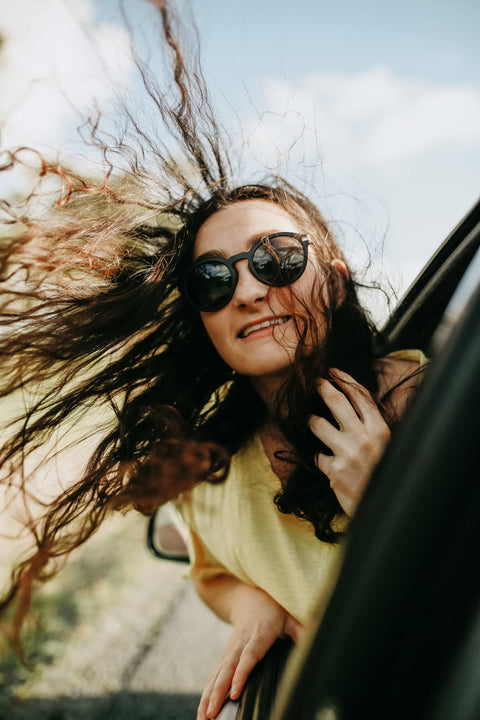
left=272, top=206, right=480, bottom=720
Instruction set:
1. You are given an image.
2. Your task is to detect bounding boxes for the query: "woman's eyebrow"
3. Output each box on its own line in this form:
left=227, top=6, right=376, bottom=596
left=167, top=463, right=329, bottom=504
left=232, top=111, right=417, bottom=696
left=194, top=230, right=283, bottom=263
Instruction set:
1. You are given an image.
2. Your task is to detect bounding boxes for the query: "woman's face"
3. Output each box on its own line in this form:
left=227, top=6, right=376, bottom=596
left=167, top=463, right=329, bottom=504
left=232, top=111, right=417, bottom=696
left=193, top=199, right=326, bottom=388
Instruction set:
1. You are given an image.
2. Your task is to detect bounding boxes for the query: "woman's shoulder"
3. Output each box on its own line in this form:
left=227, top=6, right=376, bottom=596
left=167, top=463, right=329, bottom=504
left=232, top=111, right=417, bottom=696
left=375, top=349, right=428, bottom=386
left=374, top=349, right=428, bottom=420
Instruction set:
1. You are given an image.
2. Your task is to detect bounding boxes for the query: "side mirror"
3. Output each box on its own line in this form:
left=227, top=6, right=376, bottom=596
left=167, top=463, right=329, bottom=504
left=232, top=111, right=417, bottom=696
left=147, top=505, right=190, bottom=563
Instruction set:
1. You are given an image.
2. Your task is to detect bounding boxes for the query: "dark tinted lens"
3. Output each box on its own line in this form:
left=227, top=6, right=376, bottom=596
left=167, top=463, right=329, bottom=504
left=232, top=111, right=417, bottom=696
left=253, top=235, right=306, bottom=286
left=186, top=260, right=234, bottom=311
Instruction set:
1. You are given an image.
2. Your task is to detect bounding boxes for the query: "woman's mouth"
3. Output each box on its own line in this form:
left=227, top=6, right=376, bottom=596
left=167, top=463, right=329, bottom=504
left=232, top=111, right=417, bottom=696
left=238, top=316, right=291, bottom=339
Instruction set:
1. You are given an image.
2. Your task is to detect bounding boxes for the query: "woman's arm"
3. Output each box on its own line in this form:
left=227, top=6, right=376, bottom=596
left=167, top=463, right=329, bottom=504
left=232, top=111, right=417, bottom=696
left=195, top=573, right=303, bottom=720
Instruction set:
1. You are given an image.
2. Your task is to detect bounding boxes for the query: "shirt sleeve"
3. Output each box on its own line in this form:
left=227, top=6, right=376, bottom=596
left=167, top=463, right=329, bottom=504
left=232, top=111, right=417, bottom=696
left=385, top=348, right=429, bottom=366
left=185, top=527, right=231, bottom=582
left=173, top=493, right=230, bottom=582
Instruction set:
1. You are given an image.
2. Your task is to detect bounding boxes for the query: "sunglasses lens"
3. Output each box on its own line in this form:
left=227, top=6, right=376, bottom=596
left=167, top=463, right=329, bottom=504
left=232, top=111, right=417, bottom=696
left=186, top=260, right=234, bottom=311
left=253, top=235, right=307, bottom=285
left=185, top=234, right=308, bottom=311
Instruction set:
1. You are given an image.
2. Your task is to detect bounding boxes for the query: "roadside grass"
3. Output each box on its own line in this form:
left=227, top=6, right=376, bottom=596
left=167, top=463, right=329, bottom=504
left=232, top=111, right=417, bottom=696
left=0, top=590, right=79, bottom=699
left=0, top=512, right=148, bottom=705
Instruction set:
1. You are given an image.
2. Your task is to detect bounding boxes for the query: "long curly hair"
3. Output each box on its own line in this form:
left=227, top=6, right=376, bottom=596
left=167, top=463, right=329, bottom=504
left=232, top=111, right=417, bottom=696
left=0, top=0, right=391, bottom=652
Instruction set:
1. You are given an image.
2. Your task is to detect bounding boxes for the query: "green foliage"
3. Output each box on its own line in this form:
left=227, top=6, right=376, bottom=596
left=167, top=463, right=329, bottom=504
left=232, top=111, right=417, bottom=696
left=0, top=514, right=146, bottom=705
left=0, top=590, right=79, bottom=702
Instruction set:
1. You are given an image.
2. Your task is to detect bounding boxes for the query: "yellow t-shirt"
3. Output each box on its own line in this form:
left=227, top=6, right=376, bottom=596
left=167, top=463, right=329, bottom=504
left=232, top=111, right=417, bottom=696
left=176, top=432, right=347, bottom=625
left=175, top=349, right=428, bottom=625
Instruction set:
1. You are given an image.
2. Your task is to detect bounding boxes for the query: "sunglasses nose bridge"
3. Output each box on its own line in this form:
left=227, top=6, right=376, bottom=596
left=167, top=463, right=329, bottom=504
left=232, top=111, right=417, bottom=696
left=230, top=257, right=269, bottom=305
left=228, top=247, right=258, bottom=286
left=229, top=247, right=252, bottom=268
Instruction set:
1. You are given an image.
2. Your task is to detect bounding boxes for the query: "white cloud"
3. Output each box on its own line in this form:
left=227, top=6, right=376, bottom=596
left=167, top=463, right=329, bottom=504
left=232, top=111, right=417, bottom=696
left=245, top=66, right=480, bottom=171
left=241, top=67, right=480, bottom=305
left=0, top=0, right=134, bottom=150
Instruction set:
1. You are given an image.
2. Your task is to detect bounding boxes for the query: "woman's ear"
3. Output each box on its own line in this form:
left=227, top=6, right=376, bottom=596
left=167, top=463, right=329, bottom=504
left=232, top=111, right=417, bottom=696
left=330, top=259, right=349, bottom=306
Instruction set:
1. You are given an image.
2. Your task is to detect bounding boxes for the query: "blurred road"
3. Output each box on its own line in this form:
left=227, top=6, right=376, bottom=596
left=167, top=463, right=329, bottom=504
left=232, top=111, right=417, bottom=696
left=1, top=520, right=231, bottom=720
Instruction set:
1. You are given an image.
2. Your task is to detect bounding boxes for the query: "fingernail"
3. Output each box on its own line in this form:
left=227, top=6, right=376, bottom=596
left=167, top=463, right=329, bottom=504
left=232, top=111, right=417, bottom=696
left=207, top=702, right=214, bottom=716
left=231, top=685, right=239, bottom=699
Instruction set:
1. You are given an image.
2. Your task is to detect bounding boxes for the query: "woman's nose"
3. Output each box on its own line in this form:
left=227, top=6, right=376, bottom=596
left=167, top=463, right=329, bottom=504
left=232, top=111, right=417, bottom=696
left=232, top=260, right=268, bottom=307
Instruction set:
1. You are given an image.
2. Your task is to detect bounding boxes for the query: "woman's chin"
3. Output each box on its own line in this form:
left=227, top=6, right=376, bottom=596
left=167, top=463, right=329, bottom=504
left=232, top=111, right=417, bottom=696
left=231, top=346, right=295, bottom=381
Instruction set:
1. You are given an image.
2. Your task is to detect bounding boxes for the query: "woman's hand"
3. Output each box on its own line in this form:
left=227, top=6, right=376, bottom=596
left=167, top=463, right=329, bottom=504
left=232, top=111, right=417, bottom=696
left=309, top=368, right=391, bottom=517
left=196, top=583, right=303, bottom=720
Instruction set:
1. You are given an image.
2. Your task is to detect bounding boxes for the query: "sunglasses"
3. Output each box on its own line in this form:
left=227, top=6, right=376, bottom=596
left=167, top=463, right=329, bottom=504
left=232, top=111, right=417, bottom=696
left=184, top=232, right=311, bottom=312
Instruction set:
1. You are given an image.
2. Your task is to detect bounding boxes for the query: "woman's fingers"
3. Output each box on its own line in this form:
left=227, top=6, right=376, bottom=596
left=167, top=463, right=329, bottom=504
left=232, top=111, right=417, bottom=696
left=314, top=450, right=334, bottom=477
left=316, top=371, right=390, bottom=440
left=197, top=628, right=275, bottom=718
left=309, top=414, right=341, bottom=453
left=230, top=641, right=263, bottom=699
left=317, top=378, right=361, bottom=430
left=197, top=667, right=233, bottom=719
left=310, top=370, right=392, bottom=517
left=197, top=674, right=218, bottom=719
left=329, top=370, right=392, bottom=445
left=328, top=369, right=384, bottom=425
left=197, top=639, right=241, bottom=719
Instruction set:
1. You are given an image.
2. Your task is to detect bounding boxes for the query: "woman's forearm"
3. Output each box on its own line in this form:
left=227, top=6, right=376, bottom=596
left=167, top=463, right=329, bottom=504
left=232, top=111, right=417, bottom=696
left=195, top=573, right=266, bottom=625
left=194, top=574, right=304, bottom=719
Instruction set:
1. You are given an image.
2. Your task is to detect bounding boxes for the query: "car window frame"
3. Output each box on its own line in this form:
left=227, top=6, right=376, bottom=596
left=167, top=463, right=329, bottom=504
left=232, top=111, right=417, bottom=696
left=272, top=203, right=480, bottom=720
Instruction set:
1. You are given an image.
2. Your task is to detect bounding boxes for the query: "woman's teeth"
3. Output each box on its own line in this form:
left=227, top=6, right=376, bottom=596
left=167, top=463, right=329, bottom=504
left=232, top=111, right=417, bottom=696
left=240, top=316, right=290, bottom=338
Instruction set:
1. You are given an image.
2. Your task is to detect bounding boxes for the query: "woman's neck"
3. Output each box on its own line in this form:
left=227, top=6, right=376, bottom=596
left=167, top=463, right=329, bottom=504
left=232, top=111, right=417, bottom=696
left=247, top=374, right=291, bottom=479
left=250, top=370, right=289, bottom=415
left=258, top=414, right=293, bottom=484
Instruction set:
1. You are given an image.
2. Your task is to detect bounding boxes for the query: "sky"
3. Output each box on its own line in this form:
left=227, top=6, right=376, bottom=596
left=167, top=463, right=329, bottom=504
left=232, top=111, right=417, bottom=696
left=0, top=0, right=479, bottom=309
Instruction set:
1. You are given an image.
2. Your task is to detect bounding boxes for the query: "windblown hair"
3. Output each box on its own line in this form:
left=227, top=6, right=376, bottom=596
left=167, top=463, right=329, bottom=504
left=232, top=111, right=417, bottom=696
left=0, top=0, right=395, bottom=653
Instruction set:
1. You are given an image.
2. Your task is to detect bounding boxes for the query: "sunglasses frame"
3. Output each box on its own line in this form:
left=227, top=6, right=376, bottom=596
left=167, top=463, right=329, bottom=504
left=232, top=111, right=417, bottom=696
left=184, top=232, right=311, bottom=312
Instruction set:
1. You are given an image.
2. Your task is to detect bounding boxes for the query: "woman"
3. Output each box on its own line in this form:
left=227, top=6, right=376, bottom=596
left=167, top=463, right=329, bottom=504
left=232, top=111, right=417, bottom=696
left=0, top=2, right=424, bottom=717
left=168, top=184, right=424, bottom=720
